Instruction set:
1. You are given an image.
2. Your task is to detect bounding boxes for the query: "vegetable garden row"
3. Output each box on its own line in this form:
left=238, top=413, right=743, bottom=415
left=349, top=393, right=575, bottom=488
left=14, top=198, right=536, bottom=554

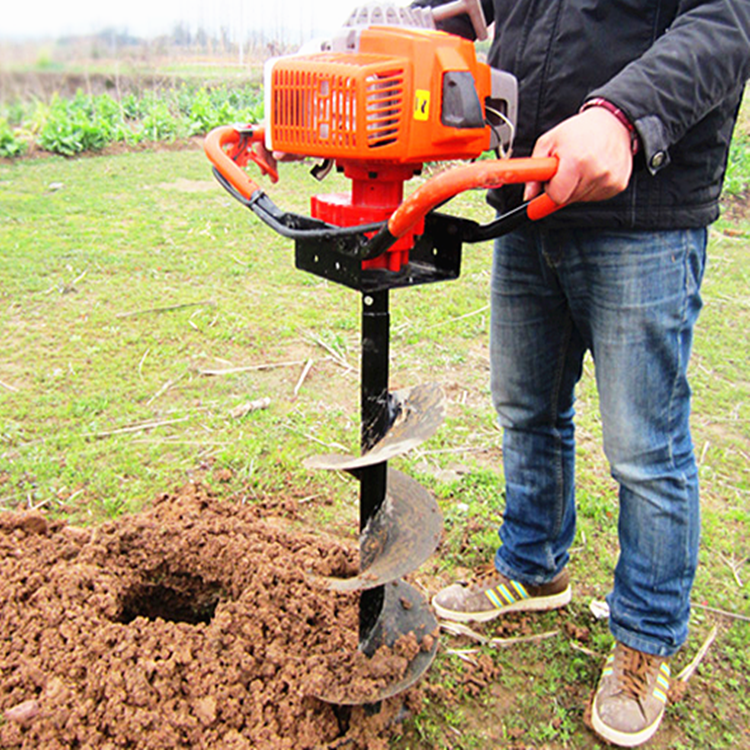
left=0, top=83, right=263, bottom=157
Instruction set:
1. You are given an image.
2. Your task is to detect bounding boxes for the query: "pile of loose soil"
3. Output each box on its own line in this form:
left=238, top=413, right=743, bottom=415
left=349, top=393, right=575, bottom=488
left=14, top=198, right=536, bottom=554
left=0, top=484, right=429, bottom=749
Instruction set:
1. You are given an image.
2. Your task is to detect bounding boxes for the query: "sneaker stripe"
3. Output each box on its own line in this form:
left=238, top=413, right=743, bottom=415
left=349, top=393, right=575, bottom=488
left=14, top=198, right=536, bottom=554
left=655, top=662, right=670, bottom=703
left=484, top=581, right=528, bottom=609
left=511, top=581, right=529, bottom=599
left=484, top=588, right=504, bottom=608
left=601, top=653, right=614, bottom=678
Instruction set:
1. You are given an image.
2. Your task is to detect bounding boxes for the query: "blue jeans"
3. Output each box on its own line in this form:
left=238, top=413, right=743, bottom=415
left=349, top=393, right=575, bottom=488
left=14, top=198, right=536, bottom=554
left=490, top=224, right=706, bottom=657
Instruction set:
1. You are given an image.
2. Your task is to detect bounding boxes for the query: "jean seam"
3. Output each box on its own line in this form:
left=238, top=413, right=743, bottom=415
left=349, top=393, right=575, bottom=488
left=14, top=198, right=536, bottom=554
left=540, top=228, right=572, bottom=571
left=666, top=233, right=696, bottom=497
left=666, top=232, right=690, bottom=470
left=548, top=312, right=573, bottom=568
left=669, top=232, right=701, bottom=592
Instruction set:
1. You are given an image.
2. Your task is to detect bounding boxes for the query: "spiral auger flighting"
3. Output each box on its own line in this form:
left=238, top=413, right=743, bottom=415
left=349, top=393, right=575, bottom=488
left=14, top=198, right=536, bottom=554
left=304, top=299, right=446, bottom=705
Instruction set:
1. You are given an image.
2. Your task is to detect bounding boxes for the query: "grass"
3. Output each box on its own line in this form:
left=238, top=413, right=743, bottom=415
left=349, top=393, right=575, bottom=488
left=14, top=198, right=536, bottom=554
left=0, top=151, right=340, bottom=518
left=1, top=120, right=749, bottom=748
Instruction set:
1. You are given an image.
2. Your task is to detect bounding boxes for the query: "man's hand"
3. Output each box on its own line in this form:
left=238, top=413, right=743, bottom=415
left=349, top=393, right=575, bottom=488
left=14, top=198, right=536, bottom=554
left=523, top=106, right=634, bottom=205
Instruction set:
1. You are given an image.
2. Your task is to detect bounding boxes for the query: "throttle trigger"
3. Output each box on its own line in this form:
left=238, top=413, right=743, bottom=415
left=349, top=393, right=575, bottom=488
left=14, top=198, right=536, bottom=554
left=311, top=159, right=333, bottom=181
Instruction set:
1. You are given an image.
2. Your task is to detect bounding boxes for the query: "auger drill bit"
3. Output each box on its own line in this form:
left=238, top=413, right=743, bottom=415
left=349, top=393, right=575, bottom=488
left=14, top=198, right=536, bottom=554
left=307, top=290, right=443, bottom=705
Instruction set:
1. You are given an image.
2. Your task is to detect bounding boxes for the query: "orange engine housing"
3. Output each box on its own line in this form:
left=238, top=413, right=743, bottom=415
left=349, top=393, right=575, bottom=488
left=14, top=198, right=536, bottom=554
left=265, top=26, right=492, bottom=164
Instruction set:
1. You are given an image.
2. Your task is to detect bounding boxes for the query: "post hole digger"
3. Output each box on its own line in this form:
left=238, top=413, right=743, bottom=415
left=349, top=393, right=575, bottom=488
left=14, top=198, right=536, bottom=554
left=205, top=0, right=560, bottom=706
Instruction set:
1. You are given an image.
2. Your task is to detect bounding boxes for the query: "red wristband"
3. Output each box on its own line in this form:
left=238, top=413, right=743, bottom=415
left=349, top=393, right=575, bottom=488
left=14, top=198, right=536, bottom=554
left=581, top=97, right=640, bottom=155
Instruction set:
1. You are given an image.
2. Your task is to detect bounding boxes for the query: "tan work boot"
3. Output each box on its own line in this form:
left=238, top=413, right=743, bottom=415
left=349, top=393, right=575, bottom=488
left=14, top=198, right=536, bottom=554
left=431, top=567, right=571, bottom=623
left=591, top=642, right=671, bottom=747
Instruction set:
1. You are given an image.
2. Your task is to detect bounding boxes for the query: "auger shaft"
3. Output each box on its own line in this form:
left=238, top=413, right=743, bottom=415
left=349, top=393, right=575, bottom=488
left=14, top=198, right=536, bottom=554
left=359, top=290, right=389, bottom=645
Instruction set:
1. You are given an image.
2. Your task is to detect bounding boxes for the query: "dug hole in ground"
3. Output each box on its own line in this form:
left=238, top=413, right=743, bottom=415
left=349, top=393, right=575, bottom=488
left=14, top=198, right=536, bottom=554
left=0, top=482, right=436, bottom=749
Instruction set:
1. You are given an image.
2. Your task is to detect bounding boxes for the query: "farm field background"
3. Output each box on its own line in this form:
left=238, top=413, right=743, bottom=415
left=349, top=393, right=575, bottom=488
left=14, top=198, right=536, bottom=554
left=1, top=56, right=749, bottom=749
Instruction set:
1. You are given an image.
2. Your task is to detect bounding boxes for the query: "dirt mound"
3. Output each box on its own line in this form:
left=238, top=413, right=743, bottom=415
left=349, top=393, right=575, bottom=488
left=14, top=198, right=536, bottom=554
left=0, top=484, right=426, bottom=749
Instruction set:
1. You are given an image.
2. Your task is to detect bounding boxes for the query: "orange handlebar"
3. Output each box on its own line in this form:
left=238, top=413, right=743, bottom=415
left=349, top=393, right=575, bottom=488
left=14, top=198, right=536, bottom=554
left=204, top=125, right=278, bottom=200
left=388, top=157, right=560, bottom=239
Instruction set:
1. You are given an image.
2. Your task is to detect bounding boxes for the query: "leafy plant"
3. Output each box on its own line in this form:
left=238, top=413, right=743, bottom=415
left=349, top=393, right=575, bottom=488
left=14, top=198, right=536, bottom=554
left=139, top=98, right=183, bottom=142
left=0, top=99, right=29, bottom=128
left=186, top=86, right=235, bottom=135
left=120, top=92, right=146, bottom=121
left=38, top=92, right=121, bottom=156
left=0, top=118, right=27, bottom=157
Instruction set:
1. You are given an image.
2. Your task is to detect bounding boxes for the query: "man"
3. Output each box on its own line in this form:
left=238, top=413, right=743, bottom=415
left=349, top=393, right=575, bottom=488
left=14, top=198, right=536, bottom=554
left=415, top=0, right=750, bottom=746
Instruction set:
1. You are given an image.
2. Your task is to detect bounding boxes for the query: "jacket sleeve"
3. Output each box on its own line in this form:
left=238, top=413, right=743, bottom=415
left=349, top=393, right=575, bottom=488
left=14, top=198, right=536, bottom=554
left=409, top=0, right=495, bottom=40
left=587, top=0, right=750, bottom=174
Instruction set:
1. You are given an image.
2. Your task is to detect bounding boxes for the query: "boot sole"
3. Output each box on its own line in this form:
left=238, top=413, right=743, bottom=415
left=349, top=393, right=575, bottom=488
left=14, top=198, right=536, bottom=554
left=432, top=585, right=572, bottom=623
left=591, top=701, right=664, bottom=747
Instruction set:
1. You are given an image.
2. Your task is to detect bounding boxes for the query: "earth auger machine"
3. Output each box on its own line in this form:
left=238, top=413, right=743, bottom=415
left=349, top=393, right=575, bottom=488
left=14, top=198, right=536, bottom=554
left=205, top=0, right=559, bottom=707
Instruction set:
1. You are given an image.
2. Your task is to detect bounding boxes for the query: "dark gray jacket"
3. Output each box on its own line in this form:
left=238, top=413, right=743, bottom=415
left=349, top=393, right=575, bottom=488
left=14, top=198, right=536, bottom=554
left=416, top=0, right=750, bottom=229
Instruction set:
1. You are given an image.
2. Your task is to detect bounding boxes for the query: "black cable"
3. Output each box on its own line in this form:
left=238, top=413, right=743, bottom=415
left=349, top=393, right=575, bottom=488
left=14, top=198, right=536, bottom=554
left=212, top=166, right=534, bottom=248
left=211, top=168, right=387, bottom=240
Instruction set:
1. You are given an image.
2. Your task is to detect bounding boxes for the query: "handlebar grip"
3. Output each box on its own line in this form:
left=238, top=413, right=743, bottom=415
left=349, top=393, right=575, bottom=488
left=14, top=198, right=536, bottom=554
left=387, top=157, right=560, bottom=239
left=527, top=192, right=560, bottom=221
left=432, top=0, right=488, bottom=41
left=204, top=126, right=278, bottom=200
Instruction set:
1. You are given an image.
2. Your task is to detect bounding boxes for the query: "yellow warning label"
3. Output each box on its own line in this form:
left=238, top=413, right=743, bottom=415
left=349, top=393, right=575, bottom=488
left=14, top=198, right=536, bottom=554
left=414, top=90, right=430, bottom=121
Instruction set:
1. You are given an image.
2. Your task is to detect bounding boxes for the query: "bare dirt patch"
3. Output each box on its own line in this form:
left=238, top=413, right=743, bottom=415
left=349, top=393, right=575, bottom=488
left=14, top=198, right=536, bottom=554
left=0, top=70, right=179, bottom=103
left=157, top=177, right=220, bottom=193
left=0, top=484, right=429, bottom=749
left=0, top=135, right=205, bottom=165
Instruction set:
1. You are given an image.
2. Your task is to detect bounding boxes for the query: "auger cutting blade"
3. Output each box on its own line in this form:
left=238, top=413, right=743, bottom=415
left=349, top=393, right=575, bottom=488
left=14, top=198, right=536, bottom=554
left=310, top=579, right=439, bottom=705
left=304, top=383, right=445, bottom=471
left=310, top=468, right=442, bottom=593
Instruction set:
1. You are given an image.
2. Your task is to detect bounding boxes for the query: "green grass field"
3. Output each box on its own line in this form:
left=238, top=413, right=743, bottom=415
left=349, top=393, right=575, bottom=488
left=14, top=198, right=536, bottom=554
left=1, top=132, right=748, bottom=747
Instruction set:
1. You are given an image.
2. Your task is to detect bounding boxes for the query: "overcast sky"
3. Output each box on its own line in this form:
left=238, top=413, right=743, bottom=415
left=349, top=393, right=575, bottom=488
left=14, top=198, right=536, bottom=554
left=2, top=0, right=360, bottom=44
